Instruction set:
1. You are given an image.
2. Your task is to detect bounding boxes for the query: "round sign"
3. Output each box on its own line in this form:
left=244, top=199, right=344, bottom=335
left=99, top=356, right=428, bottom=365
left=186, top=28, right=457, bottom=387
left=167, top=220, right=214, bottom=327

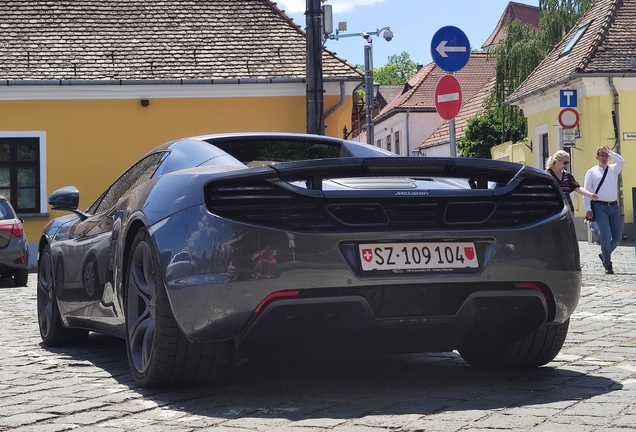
left=435, top=75, right=462, bottom=121
left=558, top=108, right=579, bottom=129
left=430, top=26, right=471, bottom=73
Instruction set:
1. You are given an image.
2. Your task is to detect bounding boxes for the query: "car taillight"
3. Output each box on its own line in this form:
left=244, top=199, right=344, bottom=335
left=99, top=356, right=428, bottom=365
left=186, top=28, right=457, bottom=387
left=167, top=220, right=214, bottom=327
left=514, top=282, right=546, bottom=300
left=254, top=290, right=301, bottom=313
left=0, top=221, right=23, bottom=237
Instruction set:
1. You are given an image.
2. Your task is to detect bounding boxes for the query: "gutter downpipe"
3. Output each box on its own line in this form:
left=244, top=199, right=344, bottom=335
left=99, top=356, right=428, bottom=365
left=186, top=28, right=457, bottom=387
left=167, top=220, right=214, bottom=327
left=608, top=77, right=625, bottom=231
left=324, top=81, right=345, bottom=119
left=406, top=109, right=411, bottom=156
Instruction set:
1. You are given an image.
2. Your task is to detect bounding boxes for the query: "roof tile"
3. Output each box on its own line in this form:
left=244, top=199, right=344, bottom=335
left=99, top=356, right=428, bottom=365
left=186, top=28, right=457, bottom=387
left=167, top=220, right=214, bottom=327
left=0, top=0, right=361, bottom=81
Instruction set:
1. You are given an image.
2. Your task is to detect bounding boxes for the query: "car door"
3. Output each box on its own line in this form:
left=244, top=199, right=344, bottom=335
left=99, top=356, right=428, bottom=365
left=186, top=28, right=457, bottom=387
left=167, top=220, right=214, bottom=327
left=56, top=152, right=167, bottom=323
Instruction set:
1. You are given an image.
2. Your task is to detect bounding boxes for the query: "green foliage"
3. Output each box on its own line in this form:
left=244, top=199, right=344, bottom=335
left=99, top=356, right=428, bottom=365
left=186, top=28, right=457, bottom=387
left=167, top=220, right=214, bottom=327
left=457, top=108, right=527, bottom=159
left=373, top=52, right=418, bottom=85
left=539, top=0, right=595, bottom=48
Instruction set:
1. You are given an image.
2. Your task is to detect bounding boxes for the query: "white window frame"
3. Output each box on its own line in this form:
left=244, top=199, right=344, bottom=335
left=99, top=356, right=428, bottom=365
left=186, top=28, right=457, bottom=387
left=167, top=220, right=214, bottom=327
left=0, top=131, right=47, bottom=214
left=534, top=124, right=550, bottom=170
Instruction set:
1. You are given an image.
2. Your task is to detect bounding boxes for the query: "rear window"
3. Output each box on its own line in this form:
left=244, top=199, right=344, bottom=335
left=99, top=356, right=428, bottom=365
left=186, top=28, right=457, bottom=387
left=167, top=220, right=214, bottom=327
left=211, top=139, right=340, bottom=166
left=0, top=201, right=15, bottom=220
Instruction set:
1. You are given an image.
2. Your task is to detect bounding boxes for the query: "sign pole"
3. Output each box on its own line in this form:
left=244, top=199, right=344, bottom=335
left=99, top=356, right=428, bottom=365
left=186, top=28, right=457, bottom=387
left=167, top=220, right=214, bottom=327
left=364, top=43, right=374, bottom=146
left=449, top=119, right=456, bottom=157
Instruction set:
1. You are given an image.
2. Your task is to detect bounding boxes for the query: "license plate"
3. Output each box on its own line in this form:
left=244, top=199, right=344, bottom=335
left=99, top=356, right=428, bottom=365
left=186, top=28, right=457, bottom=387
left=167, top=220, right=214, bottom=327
left=359, top=242, right=478, bottom=272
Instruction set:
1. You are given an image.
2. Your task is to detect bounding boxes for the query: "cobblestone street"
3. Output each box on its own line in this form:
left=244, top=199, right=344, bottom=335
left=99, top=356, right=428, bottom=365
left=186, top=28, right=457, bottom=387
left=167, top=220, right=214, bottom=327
left=0, top=241, right=635, bottom=432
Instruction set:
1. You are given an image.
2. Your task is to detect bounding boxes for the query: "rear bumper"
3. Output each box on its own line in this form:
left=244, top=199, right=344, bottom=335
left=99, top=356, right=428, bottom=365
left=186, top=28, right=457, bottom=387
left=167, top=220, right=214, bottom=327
left=150, top=205, right=581, bottom=345
left=235, top=290, right=548, bottom=359
left=0, top=241, right=29, bottom=271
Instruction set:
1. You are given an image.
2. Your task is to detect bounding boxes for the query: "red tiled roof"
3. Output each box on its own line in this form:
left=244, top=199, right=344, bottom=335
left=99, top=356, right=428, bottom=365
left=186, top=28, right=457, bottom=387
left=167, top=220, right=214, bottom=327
left=375, top=53, right=496, bottom=123
left=482, top=2, right=540, bottom=49
left=420, top=77, right=496, bottom=148
left=507, top=0, right=632, bottom=104
left=0, top=0, right=362, bottom=81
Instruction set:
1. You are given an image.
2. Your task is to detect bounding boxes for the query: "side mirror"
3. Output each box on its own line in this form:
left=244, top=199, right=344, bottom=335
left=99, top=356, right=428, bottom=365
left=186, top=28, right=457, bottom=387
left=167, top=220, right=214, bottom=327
left=48, top=186, right=79, bottom=211
left=48, top=186, right=89, bottom=221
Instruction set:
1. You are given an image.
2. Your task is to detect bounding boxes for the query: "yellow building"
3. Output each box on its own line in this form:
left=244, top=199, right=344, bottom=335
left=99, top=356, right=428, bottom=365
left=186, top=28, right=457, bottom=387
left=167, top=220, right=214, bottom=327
left=0, top=1, right=362, bottom=265
left=505, top=0, right=635, bottom=241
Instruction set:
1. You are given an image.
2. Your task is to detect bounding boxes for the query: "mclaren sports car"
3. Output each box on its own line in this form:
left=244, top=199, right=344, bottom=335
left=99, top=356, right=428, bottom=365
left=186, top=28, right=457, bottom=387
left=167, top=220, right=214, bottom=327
left=37, top=133, right=581, bottom=387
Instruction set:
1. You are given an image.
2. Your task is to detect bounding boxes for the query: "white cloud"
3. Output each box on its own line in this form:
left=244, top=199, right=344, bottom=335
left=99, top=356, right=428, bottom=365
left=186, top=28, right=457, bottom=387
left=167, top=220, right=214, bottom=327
left=276, top=0, right=387, bottom=14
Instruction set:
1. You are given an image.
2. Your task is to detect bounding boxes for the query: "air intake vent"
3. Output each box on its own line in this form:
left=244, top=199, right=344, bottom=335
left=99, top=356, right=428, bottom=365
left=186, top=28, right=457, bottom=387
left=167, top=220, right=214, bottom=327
left=206, top=181, right=336, bottom=230
left=488, top=181, right=562, bottom=227
left=205, top=178, right=563, bottom=232
left=445, top=202, right=496, bottom=225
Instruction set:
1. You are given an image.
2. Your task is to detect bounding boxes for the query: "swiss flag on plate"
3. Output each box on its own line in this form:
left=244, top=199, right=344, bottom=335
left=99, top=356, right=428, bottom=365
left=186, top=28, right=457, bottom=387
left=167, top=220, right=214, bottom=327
left=361, top=249, right=373, bottom=262
left=464, top=247, right=475, bottom=260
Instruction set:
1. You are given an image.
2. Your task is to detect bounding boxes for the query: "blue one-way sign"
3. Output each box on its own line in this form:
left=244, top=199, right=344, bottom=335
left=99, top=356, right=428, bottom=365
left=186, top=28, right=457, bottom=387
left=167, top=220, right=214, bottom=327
left=560, top=89, right=577, bottom=107
left=431, top=26, right=471, bottom=73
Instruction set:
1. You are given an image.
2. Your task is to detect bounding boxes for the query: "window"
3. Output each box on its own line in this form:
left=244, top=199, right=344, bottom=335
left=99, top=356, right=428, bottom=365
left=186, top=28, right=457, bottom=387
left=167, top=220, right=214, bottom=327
left=560, top=22, right=590, bottom=56
left=88, top=152, right=165, bottom=215
left=394, top=131, right=400, bottom=155
left=376, top=139, right=381, bottom=147
left=0, top=137, right=41, bottom=213
left=386, top=135, right=392, bottom=152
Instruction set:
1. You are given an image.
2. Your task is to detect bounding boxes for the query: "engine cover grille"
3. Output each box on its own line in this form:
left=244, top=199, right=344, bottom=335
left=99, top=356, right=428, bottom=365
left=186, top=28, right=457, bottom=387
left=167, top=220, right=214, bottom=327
left=205, top=179, right=562, bottom=231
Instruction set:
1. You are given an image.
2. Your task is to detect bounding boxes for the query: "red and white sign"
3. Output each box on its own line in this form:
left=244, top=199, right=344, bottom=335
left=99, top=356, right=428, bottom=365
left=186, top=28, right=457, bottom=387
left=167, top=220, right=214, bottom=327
left=435, top=75, right=463, bottom=121
left=558, top=108, right=579, bottom=129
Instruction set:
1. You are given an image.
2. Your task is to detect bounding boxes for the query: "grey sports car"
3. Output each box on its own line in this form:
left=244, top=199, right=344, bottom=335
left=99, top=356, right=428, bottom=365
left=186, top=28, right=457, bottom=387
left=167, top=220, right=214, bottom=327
left=37, top=133, right=581, bottom=387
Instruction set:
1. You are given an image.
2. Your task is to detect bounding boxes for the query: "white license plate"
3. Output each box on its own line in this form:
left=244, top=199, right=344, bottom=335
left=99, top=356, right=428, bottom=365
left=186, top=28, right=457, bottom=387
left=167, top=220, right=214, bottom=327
left=359, top=242, right=479, bottom=272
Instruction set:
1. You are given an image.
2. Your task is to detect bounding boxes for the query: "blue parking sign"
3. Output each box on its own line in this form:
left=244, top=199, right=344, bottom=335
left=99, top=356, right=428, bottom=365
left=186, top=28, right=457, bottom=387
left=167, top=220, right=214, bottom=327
left=560, top=90, right=577, bottom=108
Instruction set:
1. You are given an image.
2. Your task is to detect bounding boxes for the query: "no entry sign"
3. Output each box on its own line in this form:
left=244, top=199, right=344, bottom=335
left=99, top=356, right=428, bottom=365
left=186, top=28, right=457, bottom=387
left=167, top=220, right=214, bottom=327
left=435, top=75, right=462, bottom=121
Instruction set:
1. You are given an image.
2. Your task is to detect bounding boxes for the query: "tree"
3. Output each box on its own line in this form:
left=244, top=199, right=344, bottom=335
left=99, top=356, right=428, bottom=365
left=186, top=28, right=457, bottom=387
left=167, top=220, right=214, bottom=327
left=457, top=108, right=526, bottom=158
left=372, top=52, right=418, bottom=86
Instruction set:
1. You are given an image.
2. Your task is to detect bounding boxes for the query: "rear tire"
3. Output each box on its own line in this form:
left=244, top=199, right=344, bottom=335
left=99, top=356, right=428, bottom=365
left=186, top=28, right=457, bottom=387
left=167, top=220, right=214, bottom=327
left=14, top=268, right=29, bottom=287
left=459, top=319, right=569, bottom=369
left=37, top=245, right=89, bottom=346
left=125, top=228, right=233, bottom=388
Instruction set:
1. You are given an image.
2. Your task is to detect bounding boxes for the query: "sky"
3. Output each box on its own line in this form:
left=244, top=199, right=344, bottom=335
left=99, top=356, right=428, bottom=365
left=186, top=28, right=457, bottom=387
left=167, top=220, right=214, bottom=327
left=275, top=0, right=541, bottom=68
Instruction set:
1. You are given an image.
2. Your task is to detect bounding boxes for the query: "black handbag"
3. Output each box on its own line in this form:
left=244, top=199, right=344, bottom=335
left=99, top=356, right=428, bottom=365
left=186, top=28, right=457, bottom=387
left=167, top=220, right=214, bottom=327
left=586, top=166, right=608, bottom=222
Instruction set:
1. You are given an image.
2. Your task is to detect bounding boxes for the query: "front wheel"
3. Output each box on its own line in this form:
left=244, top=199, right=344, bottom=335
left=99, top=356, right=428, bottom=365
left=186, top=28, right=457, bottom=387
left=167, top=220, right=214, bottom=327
left=37, top=245, right=89, bottom=346
left=125, top=228, right=233, bottom=387
left=459, top=319, right=570, bottom=369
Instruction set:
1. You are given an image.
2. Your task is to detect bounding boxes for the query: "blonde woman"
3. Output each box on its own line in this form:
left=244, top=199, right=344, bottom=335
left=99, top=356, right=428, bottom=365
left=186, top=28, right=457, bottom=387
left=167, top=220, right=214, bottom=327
left=546, top=150, right=598, bottom=212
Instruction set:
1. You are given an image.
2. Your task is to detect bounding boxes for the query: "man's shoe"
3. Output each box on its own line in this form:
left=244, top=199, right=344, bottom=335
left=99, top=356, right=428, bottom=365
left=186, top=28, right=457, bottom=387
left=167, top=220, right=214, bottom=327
left=599, top=253, right=614, bottom=273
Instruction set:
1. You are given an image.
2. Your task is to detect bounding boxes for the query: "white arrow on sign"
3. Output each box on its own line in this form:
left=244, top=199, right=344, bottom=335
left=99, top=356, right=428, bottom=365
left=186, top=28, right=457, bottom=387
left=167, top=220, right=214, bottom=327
left=435, top=40, right=468, bottom=58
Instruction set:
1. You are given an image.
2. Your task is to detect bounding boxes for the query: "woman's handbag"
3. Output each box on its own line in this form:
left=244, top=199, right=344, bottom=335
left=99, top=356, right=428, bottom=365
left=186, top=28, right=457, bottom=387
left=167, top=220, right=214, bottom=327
left=586, top=166, right=609, bottom=222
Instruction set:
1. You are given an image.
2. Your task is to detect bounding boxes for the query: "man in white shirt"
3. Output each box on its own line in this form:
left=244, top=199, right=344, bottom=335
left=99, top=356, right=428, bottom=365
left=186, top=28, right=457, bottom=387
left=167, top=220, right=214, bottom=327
left=582, top=145, right=625, bottom=274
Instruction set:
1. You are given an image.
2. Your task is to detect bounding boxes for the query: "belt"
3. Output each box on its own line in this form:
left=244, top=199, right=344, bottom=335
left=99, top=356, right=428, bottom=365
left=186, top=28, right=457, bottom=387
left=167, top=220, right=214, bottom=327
left=593, top=200, right=618, bottom=206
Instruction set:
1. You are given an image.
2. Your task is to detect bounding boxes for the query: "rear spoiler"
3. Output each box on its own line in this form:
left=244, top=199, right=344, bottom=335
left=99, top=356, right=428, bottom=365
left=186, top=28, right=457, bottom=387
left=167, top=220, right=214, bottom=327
left=203, top=157, right=553, bottom=196
left=269, top=158, right=548, bottom=192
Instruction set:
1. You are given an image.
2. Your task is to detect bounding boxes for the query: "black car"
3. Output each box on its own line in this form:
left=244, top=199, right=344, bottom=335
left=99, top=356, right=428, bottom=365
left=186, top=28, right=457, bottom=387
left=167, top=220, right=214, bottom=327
left=0, top=195, right=29, bottom=287
left=37, top=133, right=581, bottom=387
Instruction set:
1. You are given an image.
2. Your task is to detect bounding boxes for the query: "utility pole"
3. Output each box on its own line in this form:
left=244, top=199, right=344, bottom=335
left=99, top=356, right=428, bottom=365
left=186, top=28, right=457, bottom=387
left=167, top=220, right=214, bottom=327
left=305, top=0, right=325, bottom=135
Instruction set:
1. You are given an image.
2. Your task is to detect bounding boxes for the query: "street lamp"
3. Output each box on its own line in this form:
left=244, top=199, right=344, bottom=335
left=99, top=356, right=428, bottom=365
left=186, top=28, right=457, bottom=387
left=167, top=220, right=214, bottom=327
left=328, top=27, right=393, bottom=145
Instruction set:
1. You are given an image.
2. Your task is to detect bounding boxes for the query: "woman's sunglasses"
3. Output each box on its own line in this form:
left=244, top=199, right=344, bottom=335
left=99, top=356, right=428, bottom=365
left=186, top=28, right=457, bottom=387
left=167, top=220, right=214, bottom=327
left=563, top=161, right=570, bottom=165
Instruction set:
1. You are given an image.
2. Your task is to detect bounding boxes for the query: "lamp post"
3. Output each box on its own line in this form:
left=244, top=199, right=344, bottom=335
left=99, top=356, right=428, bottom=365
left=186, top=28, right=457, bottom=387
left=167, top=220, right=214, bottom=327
left=328, top=27, right=393, bottom=145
